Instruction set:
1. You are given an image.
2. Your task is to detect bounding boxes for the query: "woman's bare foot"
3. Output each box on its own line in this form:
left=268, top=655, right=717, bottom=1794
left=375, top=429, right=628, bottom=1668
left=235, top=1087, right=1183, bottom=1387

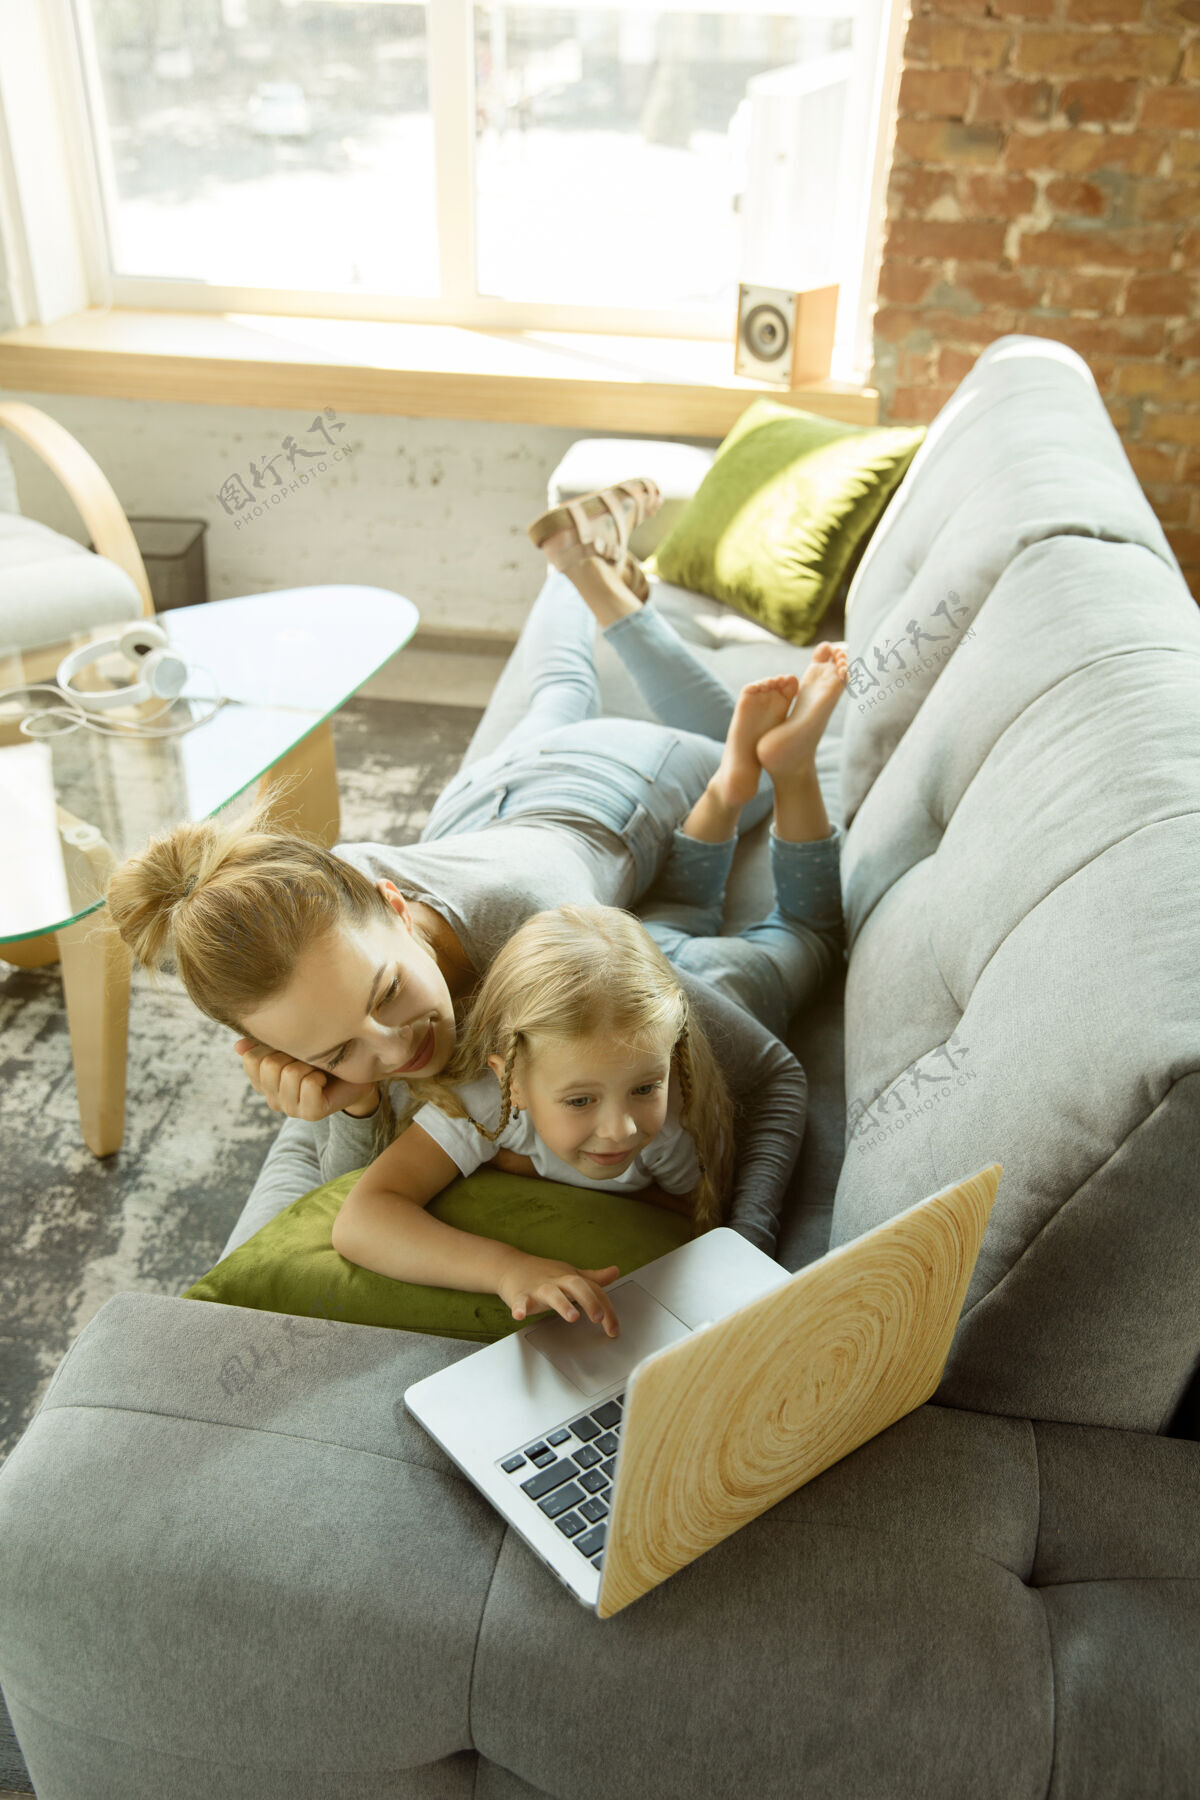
left=710, top=674, right=800, bottom=811
left=543, top=547, right=647, bottom=627
left=756, top=643, right=849, bottom=779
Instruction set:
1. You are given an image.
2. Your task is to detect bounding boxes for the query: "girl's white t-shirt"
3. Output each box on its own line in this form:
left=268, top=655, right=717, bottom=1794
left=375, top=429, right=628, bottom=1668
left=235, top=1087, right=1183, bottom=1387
left=413, top=1071, right=700, bottom=1196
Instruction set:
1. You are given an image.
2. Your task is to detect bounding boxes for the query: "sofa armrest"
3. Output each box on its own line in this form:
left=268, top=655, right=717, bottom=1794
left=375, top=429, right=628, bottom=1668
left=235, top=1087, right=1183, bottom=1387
left=546, top=437, right=716, bottom=559
left=0, top=1291, right=497, bottom=1795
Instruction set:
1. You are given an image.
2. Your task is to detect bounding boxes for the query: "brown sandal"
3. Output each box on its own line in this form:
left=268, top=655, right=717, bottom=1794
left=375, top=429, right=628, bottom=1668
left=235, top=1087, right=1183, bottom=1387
left=527, top=477, right=662, bottom=578
left=620, top=551, right=650, bottom=603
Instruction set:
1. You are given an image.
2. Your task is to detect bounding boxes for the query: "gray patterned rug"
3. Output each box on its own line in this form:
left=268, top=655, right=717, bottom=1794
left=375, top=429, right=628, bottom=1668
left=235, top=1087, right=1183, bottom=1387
left=0, top=695, right=482, bottom=1795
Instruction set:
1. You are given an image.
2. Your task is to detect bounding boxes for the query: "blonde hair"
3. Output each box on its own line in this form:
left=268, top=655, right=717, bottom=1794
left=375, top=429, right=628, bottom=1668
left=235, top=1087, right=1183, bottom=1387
left=420, top=904, right=735, bottom=1236
left=105, top=794, right=436, bottom=1152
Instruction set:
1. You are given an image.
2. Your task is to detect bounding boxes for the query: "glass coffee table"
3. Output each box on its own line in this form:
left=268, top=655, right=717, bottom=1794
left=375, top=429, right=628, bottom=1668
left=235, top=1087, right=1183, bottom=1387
left=0, top=585, right=418, bottom=1156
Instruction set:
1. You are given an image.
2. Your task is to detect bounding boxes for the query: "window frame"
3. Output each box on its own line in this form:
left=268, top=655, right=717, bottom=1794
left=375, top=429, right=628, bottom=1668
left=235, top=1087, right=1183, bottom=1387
left=0, top=0, right=906, bottom=384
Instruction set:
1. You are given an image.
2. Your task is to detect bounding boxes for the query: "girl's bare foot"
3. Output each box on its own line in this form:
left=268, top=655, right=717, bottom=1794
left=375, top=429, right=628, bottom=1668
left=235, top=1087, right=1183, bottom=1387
left=756, top=643, right=849, bottom=779
left=710, top=674, right=800, bottom=811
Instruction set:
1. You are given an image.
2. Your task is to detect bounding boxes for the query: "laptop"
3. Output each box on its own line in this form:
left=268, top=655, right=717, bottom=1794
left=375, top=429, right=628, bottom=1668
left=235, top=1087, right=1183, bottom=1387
left=405, top=1162, right=1001, bottom=1618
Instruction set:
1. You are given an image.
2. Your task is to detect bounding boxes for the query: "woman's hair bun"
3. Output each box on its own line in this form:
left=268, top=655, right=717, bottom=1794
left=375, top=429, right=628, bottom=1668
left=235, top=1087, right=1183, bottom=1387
left=104, top=791, right=393, bottom=1029
left=105, top=817, right=220, bottom=974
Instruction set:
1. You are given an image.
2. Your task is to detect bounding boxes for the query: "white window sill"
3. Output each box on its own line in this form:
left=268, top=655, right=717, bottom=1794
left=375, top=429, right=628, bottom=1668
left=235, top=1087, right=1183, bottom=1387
left=0, top=309, right=879, bottom=437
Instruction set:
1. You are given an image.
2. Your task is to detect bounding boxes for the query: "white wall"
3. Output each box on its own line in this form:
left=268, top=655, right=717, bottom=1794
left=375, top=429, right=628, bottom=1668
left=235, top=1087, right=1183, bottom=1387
left=0, top=387, right=641, bottom=640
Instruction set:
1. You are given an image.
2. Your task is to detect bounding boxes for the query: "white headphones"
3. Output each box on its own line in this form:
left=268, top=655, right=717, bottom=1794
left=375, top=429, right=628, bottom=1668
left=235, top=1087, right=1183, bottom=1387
left=57, top=620, right=190, bottom=712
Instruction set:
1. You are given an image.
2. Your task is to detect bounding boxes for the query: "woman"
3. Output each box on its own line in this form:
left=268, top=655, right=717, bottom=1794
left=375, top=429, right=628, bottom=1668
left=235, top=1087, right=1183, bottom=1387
left=106, top=481, right=847, bottom=1255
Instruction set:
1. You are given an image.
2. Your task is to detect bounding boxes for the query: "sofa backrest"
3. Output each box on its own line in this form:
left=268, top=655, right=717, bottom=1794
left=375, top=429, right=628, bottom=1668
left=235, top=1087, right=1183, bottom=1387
left=833, top=335, right=1200, bottom=1434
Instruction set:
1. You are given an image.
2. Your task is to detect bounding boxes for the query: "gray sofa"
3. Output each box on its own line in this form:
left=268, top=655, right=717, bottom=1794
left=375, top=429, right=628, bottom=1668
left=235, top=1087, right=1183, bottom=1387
left=1, top=335, right=1197, bottom=1799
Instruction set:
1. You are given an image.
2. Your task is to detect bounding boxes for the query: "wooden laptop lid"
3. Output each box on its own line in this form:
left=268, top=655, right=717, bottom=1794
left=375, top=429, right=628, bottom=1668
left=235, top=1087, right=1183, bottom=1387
left=596, top=1163, right=1002, bottom=1618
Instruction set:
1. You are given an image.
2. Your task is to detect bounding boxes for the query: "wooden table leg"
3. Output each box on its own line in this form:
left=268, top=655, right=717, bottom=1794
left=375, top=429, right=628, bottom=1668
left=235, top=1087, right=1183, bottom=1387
left=257, top=717, right=341, bottom=847
left=56, top=910, right=131, bottom=1157
left=53, top=809, right=129, bottom=1157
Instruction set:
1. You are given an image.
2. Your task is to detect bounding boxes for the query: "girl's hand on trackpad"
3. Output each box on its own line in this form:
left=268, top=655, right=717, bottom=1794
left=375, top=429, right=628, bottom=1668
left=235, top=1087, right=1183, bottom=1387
left=233, top=1037, right=379, bottom=1122
left=498, top=1254, right=622, bottom=1337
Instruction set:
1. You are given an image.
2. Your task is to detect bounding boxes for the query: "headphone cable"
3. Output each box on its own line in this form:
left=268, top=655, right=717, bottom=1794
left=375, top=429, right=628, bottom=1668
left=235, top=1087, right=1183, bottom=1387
left=0, top=673, right=228, bottom=740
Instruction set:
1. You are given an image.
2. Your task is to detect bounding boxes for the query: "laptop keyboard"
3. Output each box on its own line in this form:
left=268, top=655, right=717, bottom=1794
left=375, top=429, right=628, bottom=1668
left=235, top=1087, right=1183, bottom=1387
left=496, top=1394, right=625, bottom=1571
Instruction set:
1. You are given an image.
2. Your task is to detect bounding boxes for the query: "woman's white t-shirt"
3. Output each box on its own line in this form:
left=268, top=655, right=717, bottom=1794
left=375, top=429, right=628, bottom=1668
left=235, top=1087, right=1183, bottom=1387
left=413, top=1071, right=700, bottom=1196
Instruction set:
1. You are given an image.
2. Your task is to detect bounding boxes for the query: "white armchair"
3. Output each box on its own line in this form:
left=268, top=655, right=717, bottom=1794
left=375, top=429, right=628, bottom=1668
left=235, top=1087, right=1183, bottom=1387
left=0, top=399, right=153, bottom=679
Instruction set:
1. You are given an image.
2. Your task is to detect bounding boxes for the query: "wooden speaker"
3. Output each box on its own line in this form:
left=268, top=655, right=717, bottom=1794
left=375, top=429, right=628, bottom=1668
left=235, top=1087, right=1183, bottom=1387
left=734, top=281, right=839, bottom=387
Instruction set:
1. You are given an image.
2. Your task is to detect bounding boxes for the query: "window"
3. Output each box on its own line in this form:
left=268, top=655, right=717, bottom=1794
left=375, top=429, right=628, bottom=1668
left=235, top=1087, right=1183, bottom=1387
left=76, top=0, right=440, bottom=298
left=11, top=1, right=904, bottom=378
left=470, top=5, right=865, bottom=318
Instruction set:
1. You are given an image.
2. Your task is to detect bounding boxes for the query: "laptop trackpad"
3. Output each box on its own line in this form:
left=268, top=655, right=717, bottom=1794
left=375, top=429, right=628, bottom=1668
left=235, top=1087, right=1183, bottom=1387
left=524, top=1280, right=691, bottom=1397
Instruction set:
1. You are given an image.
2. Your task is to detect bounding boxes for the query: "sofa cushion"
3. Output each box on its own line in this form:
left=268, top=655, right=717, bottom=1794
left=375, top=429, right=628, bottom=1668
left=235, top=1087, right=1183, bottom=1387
left=546, top=437, right=716, bottom=560
left=0, top=513, right=143, bottom=653
left=0, top=1291, right=495, bottom=1795
left=185, top=1164, right=691, bottom=1340
left=648, top=398, right=923, bottom=643
left=833, top=348, right=1200, bottom=1431
left=470, top=1407, right=1200, bottom=1800
left=838, top=334, right=1181, bottom=826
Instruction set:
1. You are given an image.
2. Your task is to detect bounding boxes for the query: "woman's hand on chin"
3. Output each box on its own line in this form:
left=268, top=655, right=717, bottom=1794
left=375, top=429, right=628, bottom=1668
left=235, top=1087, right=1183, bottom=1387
left=233, top=1037, right=380, bottom=1123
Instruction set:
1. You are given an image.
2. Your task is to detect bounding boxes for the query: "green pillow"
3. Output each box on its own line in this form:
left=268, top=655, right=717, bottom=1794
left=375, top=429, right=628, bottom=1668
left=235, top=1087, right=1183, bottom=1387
left=183, top=1166, right=694, bottom=1343
left=648, top=398, right=925, bottom=644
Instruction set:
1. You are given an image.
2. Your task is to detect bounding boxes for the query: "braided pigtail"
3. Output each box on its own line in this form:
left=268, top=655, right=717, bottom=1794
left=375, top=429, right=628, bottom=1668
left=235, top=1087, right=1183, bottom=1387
left=673, top=1016, right=734, bottom=1235
left=468, top=1030, right=523, bottom=1144
left=415, top=1010, right=524, bottom=1146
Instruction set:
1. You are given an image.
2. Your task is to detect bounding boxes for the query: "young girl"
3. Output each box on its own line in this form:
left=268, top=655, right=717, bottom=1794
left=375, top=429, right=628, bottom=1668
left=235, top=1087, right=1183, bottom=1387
left=330, top=655, right=848, bottom=1340
left=329, top=900, right=733, bottom=1339
left=414, top=904, right=731, bottom=1225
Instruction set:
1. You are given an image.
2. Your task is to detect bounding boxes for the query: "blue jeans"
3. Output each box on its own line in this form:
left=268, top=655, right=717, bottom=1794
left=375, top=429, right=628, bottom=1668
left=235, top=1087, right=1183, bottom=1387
left=424, top=574, right=777, bottom=872
left=422, top=571, right=844, bottom=1030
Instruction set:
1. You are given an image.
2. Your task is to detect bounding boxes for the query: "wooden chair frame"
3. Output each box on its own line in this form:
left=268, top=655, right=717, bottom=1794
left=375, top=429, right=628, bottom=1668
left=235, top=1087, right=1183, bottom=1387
left=0, top=403, right=155, bottom=1144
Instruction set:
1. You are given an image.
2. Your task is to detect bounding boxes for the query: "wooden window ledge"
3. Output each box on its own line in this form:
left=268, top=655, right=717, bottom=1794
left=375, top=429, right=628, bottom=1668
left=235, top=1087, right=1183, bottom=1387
left=0, top=309, right=878, bottom=437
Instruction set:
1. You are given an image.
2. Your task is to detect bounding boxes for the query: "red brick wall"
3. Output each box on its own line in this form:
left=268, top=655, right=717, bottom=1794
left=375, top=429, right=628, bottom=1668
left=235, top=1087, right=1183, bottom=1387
left=869, top=0, right=1200, bottom=599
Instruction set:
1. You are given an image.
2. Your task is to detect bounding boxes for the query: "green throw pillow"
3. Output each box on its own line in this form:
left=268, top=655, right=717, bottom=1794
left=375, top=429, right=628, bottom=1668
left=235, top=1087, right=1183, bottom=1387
left=183, top=1166, right=694, bottom=1343
left=648, top=398, right=925, bottom=644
